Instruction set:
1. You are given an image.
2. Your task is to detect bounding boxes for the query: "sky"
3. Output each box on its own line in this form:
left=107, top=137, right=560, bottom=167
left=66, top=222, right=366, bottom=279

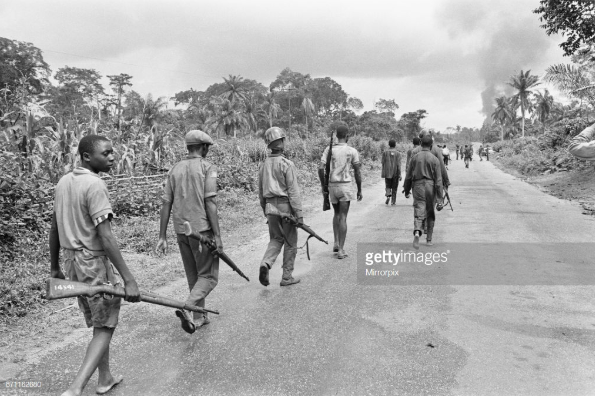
left=1, top=0, right=571, bottom=131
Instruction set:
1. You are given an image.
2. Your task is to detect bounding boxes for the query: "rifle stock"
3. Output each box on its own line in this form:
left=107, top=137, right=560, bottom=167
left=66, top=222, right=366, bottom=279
left=183, top=222, right=250, bottom=282
left=45, top=278, right=219, bottom=314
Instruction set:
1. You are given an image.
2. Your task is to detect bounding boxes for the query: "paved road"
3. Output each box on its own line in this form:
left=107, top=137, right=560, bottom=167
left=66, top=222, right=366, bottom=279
left=24, top=152, right=595, bottom=395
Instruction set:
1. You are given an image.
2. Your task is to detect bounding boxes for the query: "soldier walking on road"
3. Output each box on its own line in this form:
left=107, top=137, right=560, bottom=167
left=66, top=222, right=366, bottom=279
left=455, top=144, right=460, bottom=160
left=381, top=139, right=402, bottom=205
left=403, top=134, right=444, bottom=249
left=464, top=144, right=473, bottom=168
left=156, top=130, right=223, bottom=332
left=258, top=127, right=304, bottom=287
left=318, top=124, right=362, bottom=259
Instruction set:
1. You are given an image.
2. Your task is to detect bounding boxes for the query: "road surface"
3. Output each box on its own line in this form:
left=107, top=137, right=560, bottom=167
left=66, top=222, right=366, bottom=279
left=21, top=152, right=595, bottom=395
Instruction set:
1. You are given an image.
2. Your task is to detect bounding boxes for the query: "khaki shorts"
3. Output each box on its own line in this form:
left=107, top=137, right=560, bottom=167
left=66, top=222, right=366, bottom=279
left=64, top=249, right=122, bottom=328
left=329, top=183, right=356, bottom=204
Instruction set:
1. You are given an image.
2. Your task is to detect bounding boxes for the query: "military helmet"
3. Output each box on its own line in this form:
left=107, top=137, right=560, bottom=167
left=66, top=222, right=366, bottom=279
left=264, top=127, right=286, bottom=146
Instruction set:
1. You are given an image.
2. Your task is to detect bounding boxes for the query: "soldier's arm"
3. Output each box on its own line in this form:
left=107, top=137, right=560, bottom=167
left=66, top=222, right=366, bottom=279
left=403, top=154, right=415, bottom=195
left=435, top=161, right=444, bottom=203
left=354, top=162, right=362, bottom=199
left=396, top=152, right=402, bottom=180
left=49, top=212, right=64, bottom=279
left=568, top=123, right=595, bottom=160
left=258, top=164, right=266, bottom=213
left=285, top=163, right=303, bottom=221
left=436, top=149, right=450, bottom=187
left=205, top=165, right=223, bottom=253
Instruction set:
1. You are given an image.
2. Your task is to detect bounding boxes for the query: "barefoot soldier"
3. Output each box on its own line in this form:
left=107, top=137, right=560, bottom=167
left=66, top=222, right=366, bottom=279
left=464, top=144, right=473, bottom=168
left=403, top=134, right=444, bottom=248
left=156, top=130, right=223, bottom=333
left=381, top=139, right=402, bottom=205
left=50, top=135, right=141, bottom=396
left=258, top=127, right=304, bottom=287
left=318, top=124, right=363, bottom=259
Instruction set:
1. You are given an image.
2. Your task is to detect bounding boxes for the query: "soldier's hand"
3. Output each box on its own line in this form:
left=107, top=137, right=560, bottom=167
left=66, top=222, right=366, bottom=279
left=296, top=217, right=304, bottom=225
left=155, top=238, right=168, bottom=255
left=212, top=235, right=224, bottom=256
left=357, top=191, right=363, bottom=201
left=124, top=279, right=141, bottom=303
left=322, top=186, right=329, bottom=195
left=51, top=269, right=66, bottom=280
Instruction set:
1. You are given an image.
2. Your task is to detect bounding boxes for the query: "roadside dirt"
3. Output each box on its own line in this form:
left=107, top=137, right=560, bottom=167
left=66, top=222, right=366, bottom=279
left=0, top=163, right=380, bottom=382
left=492, top=159, right=595, bottom=215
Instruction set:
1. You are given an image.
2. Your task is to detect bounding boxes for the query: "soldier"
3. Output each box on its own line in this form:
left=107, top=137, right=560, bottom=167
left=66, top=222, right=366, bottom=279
left=258, top=127, right=303, bottom=287
left=478, top=144, right=484, bottom=161
left=156, top=130, right=223, bottom=333
left=464, top=144, right=473, bottom=168
left=381, top=139, right=402, bottom=205
left=408, top=131, right=450, bottom=188
left=455, top=144, right=460, bottom=160
left=568, top=122, right=595, bottom=160
left=441, top=145, right=451, bottom=168
left=318, top=124, right=362, bottom=259
left=403, top=134, right=444, bottom=248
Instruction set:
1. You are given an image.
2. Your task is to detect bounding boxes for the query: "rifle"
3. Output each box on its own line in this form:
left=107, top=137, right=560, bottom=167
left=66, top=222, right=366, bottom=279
left=45, top=278, right=219, bottom=315
left=265, top=203, right=328, bottom=260
left=437, top=188, right=454, bottom=211
left=323, top=132, right=333, bottom=211
left=183, top=221, right=250, bottom=282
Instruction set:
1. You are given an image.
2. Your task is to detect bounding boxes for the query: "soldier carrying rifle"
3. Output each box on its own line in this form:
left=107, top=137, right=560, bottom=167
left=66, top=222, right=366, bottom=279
left=156, top=130, right=223, bottom=333
left=50, top=135, right=141, bottom=396
left=258, top=127, right=303, bottom=287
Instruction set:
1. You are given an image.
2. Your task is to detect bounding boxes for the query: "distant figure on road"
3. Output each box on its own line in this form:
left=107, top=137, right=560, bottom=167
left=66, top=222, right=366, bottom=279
left=455, top=144, right=460, bottom=160
left=406, top=137, right=421, bottom=175
left=381, top=139, right=402, bottom=205
left=459, top=145, right=464, bottom=161
left=568, top=122, right=595, bottom=160
left=464, top=144, right=473, bottom=168
left=441, top=145, right=451, bottom=168
left=258, top=127, right=303, bottom=287
left=156, top=129, right=223, bottom=332
left=403, top=134, right=444, bottom=248
left=318, top=124, right=362, bottom=259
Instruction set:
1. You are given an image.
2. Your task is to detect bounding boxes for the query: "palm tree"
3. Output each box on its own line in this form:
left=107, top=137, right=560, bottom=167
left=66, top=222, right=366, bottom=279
left=508, top=70, right=540, bottom=137
left=545, top=64, right=595, bottom=117
left=301, top=96, right=315, bottom=132
left=533, top=90, right=554, bottom=134
left=243, top=92, right=264, bottom=136
left=220, top=75, right=248, bottom=104
left=260, top=92, right=281, bottom=128
left=206, top=97, right=248, bottom=139
left=492, top=96, right=513, bottom=141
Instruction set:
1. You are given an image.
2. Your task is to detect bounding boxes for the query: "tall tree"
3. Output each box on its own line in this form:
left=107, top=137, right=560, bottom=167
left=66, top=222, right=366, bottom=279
left=492, top=96, right=513, bottom=141
left=220, top=75, right=248, bottom=104
left=52, top=66, right=104, bottom=122
left=260, top=92, right=281, bottom=128
left=107, top=73, right=133, bottom=131
left=533, top=90, right=554, bottom=134
left=508, top=70, right=540, bottom=137
left=374, top=98, right=399, bottom=115
left=206, top=97, right=248, bottom=139
left=544, top=63, right=595, bottom=111
left=534, top=0, right=595, bottom=57
left=0, top=37, right=51, bottom=122
left=399, top=110, right=428, bottom=140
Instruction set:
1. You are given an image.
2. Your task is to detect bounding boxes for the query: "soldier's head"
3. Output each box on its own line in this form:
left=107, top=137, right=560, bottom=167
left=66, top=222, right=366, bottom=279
left=412, top=137, right=421, bottom=146
left=421, top=135, right=433, bottom=148
left=464, top=144, right=468, bottom=148
left=336, top=124, right=349, bottom=140
left=264, top=127, right=286, bottom=151
left=388, top=139, right=396, bottom=148
left=185, top=130, right=213, bottom=158
left=78, top=135, right=113, bottom=173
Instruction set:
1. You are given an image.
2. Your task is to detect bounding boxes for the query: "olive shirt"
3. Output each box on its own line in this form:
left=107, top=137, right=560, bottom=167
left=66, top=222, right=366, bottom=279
left=403, top=148, right=444, bottom=198
left=381, top=148, right=402, bottom=179
left=258, top=154, right=303, bottom=219
left=54, top=167, right=113, bottom=253
left=409, top=145, right=450, bottom=187
left=162, top=156, right=218, bottom=234
left=568, top=123, right=595, bottom=160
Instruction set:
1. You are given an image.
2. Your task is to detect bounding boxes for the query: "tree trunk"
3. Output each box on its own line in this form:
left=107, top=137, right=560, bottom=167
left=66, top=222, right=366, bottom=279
left=521, top=103, right=525, bottom=138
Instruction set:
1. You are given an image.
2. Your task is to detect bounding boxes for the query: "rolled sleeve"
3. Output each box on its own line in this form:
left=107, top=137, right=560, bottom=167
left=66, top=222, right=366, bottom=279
left=568, top=123, right=595, bottom=161
left=351, top=148, right=360, bottom=165
left=87, top=181, right=113, bottom=225
left=204, top=165, right=218, bottom=198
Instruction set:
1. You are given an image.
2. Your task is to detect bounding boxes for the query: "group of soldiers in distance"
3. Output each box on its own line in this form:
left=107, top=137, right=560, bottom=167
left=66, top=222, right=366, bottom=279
left=48, top=121, right=492, bottom=395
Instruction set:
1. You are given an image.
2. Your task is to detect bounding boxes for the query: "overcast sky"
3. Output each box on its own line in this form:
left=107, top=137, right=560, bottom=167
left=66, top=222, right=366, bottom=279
left=2, top=0, right=570, bottom=131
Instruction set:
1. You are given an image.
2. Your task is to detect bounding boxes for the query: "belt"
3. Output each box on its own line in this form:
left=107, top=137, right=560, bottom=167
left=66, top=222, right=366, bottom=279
left=266, top=196, right=290, bottom=204
left=63, top=248, right=107, bottom=257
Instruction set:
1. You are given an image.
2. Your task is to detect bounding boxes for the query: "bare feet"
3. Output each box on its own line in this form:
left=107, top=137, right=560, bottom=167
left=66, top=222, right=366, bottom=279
left=96, top=374, right=123, bottom=395
left=337, top=250, right=349, bottom=259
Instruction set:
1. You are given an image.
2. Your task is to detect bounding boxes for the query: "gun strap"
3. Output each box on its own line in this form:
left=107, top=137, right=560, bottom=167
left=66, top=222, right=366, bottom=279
left=276, top=221, right=314, bottom=260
